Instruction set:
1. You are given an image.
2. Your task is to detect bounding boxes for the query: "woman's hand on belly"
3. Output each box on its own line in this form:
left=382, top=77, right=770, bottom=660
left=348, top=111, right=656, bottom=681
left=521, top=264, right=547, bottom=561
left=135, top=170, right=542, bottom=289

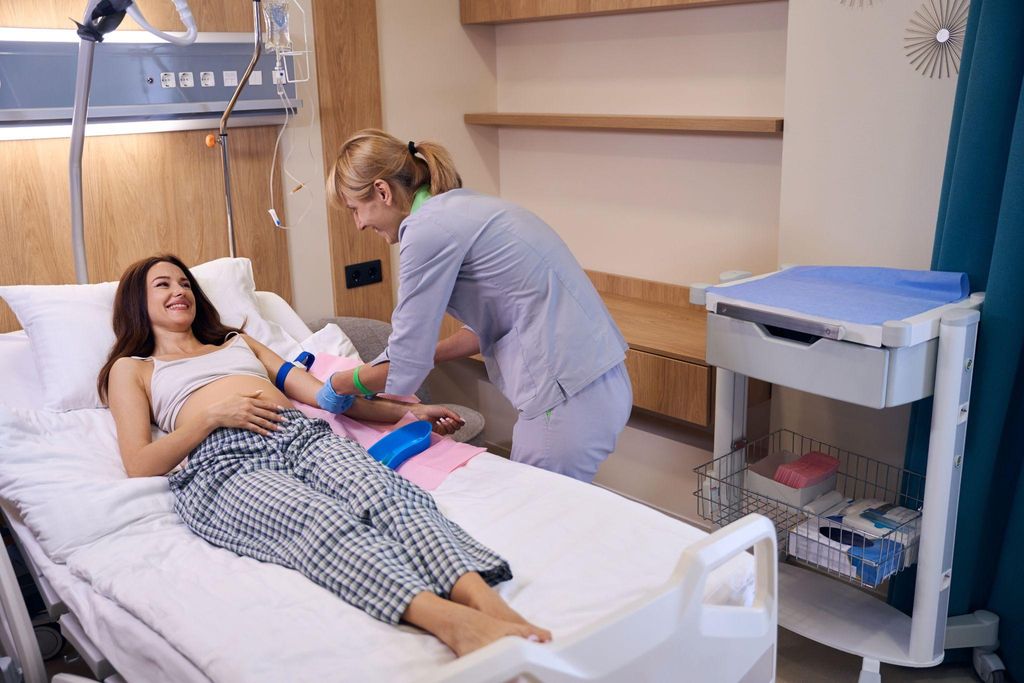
left=204, top=389, right=289, bottom=436
left=176, top=376, right=292, bottom=436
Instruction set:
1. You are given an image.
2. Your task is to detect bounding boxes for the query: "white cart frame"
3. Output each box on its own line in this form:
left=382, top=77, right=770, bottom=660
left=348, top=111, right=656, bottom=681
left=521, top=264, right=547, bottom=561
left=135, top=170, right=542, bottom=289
left=701, top=280, right=1003, bottom=682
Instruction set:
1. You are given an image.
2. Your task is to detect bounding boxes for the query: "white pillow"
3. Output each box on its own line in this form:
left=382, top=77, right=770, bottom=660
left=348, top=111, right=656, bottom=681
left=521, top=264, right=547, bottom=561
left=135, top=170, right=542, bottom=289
left=0, top=258, right=300, bottom=412
left=0, top=331, right=45, bottom=410
left=299, top=323, right=361, bottom=362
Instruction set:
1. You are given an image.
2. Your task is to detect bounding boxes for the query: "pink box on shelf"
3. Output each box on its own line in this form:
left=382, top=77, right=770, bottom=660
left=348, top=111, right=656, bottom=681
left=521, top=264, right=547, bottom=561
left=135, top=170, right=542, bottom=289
left=774, top=451, right=840, bottom=489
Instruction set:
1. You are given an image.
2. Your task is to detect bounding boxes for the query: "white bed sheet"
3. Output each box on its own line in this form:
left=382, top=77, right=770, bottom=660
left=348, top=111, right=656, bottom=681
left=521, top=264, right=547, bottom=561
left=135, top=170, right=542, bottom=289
left=0, top=404, right=755, bottom=682
left=0, top=318, right=756, bottom=682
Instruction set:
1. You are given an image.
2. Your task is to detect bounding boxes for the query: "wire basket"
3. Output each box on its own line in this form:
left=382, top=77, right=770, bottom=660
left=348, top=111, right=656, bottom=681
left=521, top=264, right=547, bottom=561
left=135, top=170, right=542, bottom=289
left=694, top=429, right=925, bottom=589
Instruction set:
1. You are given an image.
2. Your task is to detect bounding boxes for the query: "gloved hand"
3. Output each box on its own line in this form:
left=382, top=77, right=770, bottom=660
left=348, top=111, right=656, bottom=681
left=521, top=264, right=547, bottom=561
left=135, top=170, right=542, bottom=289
left=316, top=373, right=355, bottom=414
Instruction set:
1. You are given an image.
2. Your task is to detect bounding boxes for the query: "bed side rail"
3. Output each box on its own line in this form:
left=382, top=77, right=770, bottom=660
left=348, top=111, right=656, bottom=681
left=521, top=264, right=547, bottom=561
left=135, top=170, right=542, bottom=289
left=0, top=515, right=47, bottom=683
left=427, top=513, right=778, bottom=683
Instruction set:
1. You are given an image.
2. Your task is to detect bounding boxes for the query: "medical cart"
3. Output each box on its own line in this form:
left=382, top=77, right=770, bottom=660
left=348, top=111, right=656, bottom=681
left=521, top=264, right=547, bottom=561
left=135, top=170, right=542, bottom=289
left=692, top=269, right=1005, bottom=683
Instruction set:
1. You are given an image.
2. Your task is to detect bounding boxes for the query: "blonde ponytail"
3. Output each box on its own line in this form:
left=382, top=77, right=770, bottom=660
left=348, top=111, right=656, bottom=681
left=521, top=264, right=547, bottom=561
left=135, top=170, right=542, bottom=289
left=328, top=129, right=462, bottom=209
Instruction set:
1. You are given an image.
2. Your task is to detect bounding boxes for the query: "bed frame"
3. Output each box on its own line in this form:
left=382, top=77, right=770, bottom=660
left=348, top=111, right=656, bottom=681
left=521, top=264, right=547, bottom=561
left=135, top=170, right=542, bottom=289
left=0, top=502, right=776, bottom=683
left=0, top=291, right=778, bottom=682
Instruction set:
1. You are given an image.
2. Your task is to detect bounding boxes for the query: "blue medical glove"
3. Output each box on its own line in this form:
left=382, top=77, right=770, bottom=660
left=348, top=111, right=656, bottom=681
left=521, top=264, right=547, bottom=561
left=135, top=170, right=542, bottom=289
left=316, top=373, right=355, bottom=414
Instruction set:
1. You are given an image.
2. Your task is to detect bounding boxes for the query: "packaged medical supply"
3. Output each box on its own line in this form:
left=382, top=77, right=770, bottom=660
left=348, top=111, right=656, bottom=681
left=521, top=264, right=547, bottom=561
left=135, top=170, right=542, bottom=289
left=746, top=450, right=837, bottom=507
left=787, top=518, right=904, bottom=587
left=829, top=499, right=921, bottom=568
left=773, top=451, right=839, bottom=488
left=802, top=490, right=851, bottom=516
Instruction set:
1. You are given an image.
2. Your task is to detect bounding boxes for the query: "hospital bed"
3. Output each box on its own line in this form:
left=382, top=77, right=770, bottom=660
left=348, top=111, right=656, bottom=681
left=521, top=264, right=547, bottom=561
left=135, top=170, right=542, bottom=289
left=0, top=282, right=778, bottom=683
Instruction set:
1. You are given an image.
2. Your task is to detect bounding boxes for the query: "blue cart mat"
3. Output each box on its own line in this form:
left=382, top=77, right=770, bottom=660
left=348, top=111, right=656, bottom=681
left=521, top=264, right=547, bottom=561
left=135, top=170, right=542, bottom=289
left=707, top=266, right=969, bottom=325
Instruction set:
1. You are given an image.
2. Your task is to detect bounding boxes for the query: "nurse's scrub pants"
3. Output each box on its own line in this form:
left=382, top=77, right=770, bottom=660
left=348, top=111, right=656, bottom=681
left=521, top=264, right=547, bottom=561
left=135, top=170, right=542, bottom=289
left=510, top=362, right=632, bottom=482
left=169, top=411, right=511, bottom=624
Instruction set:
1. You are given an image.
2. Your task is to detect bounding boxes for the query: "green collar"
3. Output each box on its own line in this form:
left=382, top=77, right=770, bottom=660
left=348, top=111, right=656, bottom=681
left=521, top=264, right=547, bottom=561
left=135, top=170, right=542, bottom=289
left=409, top=185, right=432, bottom=214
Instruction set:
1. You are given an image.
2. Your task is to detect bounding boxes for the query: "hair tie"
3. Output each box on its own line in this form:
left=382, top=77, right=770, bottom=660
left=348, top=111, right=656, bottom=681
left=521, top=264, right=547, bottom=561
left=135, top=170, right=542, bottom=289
left=408, top=141, right=417, bottom=156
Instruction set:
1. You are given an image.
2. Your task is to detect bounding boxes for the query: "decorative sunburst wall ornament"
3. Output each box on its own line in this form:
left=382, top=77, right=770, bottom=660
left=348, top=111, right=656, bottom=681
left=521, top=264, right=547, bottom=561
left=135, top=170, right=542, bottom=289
left=905, top=0, right=970, bottom=78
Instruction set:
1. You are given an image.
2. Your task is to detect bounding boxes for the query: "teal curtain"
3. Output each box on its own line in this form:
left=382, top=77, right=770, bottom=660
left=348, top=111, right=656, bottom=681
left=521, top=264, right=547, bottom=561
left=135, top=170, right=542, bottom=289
left=891, top=0, right=1024, bottom=676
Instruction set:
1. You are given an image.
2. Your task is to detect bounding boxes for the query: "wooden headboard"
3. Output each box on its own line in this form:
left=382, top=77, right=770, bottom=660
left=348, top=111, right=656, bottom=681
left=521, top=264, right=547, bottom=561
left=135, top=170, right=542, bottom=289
left=0, top=2, right=292, bottom=332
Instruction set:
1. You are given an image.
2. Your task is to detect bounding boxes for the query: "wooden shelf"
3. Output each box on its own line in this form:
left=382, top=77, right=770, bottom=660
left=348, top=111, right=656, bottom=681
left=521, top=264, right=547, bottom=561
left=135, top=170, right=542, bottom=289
left=588, top=271, right=711, bottom=426
left=461, top=0, right=780, bottom=25
left=601, top=293, right=707, bottom=365
left=465, top=112, right=783, bottom=135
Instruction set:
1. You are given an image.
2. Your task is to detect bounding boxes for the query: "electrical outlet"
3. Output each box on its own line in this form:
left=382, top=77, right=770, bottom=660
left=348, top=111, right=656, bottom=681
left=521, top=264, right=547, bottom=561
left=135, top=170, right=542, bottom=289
left=344, top=259, right=383, bottom=289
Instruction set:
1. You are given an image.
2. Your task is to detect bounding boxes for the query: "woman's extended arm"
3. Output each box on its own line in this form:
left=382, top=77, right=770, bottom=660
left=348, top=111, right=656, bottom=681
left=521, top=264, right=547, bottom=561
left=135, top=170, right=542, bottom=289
left=244, top=335, right=463, bottom=434
left=435, top=327, right=480, bottom=363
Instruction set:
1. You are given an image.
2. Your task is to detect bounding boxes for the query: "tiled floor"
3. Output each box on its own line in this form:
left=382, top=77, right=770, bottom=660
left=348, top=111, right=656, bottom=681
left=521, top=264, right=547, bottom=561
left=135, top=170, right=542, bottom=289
left=778, top=628, right=979, bottom=682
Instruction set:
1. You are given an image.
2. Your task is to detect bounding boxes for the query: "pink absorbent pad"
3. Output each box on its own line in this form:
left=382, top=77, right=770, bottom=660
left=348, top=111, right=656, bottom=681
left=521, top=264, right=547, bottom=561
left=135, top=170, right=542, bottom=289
left=773, top=451, right=840, bottom=489
left=291, top=353, right=485, bottom=490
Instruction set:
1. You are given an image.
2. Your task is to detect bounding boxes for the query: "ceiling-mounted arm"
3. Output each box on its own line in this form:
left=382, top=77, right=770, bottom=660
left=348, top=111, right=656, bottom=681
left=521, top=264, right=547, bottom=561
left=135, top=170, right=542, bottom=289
left=68, top=0, right=197, bottom=283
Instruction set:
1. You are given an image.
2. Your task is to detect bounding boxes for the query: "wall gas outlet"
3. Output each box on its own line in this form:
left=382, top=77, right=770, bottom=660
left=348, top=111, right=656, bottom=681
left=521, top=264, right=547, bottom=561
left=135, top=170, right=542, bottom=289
left=344, top=259, right=383, bottom=289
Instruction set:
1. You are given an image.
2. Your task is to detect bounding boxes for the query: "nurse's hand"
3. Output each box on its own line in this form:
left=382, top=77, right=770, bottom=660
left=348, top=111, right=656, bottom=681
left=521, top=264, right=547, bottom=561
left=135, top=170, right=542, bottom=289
left=410, top=404, right=465, bottom=436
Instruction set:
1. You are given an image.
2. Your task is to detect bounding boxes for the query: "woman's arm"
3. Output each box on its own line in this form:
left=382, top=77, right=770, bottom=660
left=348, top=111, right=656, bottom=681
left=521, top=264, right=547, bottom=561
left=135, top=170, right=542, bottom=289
left=243, top=335, right=462, bottom=433
left=434, top=327, right=480, bottom=363
left=108, top=358, right=215, bottom=477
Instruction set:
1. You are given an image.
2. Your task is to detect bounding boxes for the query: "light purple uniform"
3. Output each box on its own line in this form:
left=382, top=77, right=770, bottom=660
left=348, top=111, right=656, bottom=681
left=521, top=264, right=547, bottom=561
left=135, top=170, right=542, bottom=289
left=371, top=189, right=631, bottom=482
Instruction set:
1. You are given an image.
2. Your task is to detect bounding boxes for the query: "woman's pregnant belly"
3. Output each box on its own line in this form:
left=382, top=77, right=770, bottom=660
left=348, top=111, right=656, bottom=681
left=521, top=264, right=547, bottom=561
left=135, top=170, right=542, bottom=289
left=173, top=375, right=294, bottom=431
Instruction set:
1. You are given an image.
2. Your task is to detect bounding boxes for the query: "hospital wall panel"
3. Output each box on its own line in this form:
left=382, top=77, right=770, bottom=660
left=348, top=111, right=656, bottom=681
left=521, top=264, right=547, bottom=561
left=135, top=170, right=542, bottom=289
left=0, top=126, right=291, bottom=332
left=0, top=1, right=253, bottom=32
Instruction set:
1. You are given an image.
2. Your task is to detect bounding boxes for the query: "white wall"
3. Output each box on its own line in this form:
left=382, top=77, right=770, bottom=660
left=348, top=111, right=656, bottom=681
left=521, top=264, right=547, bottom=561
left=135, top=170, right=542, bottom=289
left=281, top=2, right=336, bottom=324
left=495, top=1, right=788, bottom=285
left=778, top=0, right=958, bottom=270
left=376, top=0, right=500, bottom=195
left=774, top=0, right=960, bottom=463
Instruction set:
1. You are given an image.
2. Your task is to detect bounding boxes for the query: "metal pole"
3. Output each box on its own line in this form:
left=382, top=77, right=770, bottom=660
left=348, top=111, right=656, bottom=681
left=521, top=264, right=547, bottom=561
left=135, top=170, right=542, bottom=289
left=69, top=39, right=97, bottom=284
left=218, top=0, right=262, bottom=258
left=908, top=308, right=979, bottom=663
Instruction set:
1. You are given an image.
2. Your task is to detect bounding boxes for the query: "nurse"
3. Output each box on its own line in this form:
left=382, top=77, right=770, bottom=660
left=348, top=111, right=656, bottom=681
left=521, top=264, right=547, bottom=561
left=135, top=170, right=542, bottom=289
left=323, top=129, right=632, bottom=482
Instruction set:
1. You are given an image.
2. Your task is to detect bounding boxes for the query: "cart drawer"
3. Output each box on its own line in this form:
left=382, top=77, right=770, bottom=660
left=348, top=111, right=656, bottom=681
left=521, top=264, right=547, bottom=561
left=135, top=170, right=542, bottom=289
left=706, top=313, right=936, bottom=408
left=625, top=349, right=710, bottom=425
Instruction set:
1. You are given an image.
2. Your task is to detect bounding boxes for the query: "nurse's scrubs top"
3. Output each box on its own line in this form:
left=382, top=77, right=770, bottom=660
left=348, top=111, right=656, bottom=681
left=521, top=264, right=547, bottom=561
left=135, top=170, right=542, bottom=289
left=370, top=189, right=628, bottom=419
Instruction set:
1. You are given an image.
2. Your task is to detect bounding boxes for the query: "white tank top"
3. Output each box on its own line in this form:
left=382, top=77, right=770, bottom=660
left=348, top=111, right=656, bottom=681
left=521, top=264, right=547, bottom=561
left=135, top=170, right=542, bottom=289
left=135, top=333, right=269, bottom=432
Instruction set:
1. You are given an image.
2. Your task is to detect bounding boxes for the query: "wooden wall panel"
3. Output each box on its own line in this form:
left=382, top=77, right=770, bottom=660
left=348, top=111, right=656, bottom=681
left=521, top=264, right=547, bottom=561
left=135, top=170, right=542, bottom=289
left=1, top=0, right=252, bottom=31
left=0, top=126, right=291, bottom=332
left=625, top=349, right=710, bottom=426
left=313, top=0, right=395, bottom=322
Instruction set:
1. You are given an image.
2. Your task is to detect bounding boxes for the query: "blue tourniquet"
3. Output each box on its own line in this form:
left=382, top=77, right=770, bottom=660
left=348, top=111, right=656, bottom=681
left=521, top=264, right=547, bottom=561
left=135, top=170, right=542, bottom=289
left=708, top=266, right=970, bottom=325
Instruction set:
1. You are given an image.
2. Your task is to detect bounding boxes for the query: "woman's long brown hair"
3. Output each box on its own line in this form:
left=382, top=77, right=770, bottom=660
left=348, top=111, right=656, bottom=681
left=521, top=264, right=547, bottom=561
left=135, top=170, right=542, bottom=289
left=97, top=254, right=242, bottom=404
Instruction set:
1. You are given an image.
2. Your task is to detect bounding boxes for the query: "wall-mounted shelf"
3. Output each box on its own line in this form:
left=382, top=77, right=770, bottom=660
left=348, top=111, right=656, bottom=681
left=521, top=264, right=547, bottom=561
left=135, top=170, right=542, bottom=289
left=460, top=0, right=780, bottom=25
left=465, top=113, right=783, bottom=135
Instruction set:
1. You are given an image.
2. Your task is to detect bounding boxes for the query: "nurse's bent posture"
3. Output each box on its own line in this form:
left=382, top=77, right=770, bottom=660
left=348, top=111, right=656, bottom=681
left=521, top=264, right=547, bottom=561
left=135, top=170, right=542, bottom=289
left=325, top=129, right=632, bottom=482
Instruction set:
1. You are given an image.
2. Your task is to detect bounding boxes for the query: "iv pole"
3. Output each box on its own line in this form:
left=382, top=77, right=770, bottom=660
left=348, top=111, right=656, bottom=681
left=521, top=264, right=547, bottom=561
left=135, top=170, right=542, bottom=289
left=211, top=0, right=263, bottom=258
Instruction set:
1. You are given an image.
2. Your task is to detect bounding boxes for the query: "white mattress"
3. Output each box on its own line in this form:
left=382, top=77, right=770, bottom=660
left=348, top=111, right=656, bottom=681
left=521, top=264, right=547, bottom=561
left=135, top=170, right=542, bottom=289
left=0, top=333, right=755, bottom=682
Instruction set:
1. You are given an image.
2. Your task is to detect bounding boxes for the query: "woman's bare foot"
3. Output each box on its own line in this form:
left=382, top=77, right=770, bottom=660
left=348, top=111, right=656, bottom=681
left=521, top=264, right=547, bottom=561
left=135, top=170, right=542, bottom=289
left=402, top=592, right=544, bottom=656
left=450, top=573, right=552, bottom=643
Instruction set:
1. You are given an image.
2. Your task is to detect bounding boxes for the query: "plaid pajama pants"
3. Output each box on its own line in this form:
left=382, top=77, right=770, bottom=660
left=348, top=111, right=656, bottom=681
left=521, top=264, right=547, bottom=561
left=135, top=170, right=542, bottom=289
left=168, top=410, right=512, bottom=624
